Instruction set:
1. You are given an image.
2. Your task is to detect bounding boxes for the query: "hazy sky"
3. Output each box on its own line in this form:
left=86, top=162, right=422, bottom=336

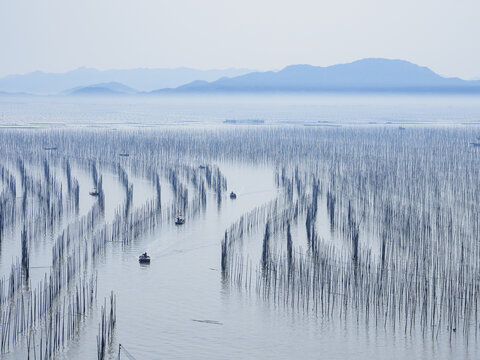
left=1, top=0, right=479, bottom=79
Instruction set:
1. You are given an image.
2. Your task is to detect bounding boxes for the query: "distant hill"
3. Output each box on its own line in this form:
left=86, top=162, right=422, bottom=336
left=0, top=67, right=253, bottom=95
left=0, top=90, right=33, bottom=97
left=64, top=82, right=137, bottom=96
left=3, top=59, right=480, bottom=96
left=154, top=59, right=480, bottom=93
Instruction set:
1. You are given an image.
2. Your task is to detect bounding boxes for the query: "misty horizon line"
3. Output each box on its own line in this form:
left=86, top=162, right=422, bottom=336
left=2, top=58, right=480, bottom=96
left=3, top=57, right=479, bottom=81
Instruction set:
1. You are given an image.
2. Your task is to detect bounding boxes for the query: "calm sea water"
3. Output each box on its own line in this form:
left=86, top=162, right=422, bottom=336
left=1, top=94, right=480, bottom=359
left=1, top=94, right=480, bottom=127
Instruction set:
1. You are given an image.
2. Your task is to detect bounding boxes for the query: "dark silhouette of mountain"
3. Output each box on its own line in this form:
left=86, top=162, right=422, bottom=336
left=64, top=82, right=137, bottom=96
left=153, top=59, right=480, bottom=93
left=0, top=67, right=253, bottom=95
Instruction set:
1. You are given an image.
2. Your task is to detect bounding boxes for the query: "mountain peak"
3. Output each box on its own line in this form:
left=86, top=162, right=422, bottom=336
left=0, top=68, right=255, bottom=94
left=64, top=81, right=137, bottom=96
left=164, top=58, right=479, bottom=93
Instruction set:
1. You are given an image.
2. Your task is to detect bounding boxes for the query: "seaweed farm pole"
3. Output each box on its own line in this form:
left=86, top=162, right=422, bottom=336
left=118, top=343, right=137, bottom=360
left=262, top=222, right=271, bottom=270
left=21, top=227, right=30, bottom=282
left=97, top=292, right=116, bottom=360
left=221, top=231, right=228, bottom=273
left=286, top=222, right=292, bottom=268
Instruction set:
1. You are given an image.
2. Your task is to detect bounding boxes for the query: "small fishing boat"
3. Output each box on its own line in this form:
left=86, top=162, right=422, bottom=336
left=230, top=191, right=237, bottom=199
left=139, top=252, right=150, bottom=263
left=175, top=214, right=185, bottom=225
left=119, top=153, right=130, bottom=157
left=89, top=189, right=100, bottom=196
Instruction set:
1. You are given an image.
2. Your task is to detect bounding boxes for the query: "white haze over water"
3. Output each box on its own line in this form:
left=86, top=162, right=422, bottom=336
left=1, top=94, right=480, bottom=128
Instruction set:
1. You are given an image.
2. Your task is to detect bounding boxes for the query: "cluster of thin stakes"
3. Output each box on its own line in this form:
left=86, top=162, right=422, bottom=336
left=0, top=129, right=226, bottom=359
left=221, top=126, right=480, bottom=342
left=0, top=126, right=479, bottom=357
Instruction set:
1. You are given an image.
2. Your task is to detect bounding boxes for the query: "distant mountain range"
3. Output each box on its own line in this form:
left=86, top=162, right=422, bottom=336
left=159, top=59, right=480, bottom=93
left=1, top=59, right=479, bottom=96
left=0, top=67, right=252, bottom=95
left=62, top=82, right=137, bottom=96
